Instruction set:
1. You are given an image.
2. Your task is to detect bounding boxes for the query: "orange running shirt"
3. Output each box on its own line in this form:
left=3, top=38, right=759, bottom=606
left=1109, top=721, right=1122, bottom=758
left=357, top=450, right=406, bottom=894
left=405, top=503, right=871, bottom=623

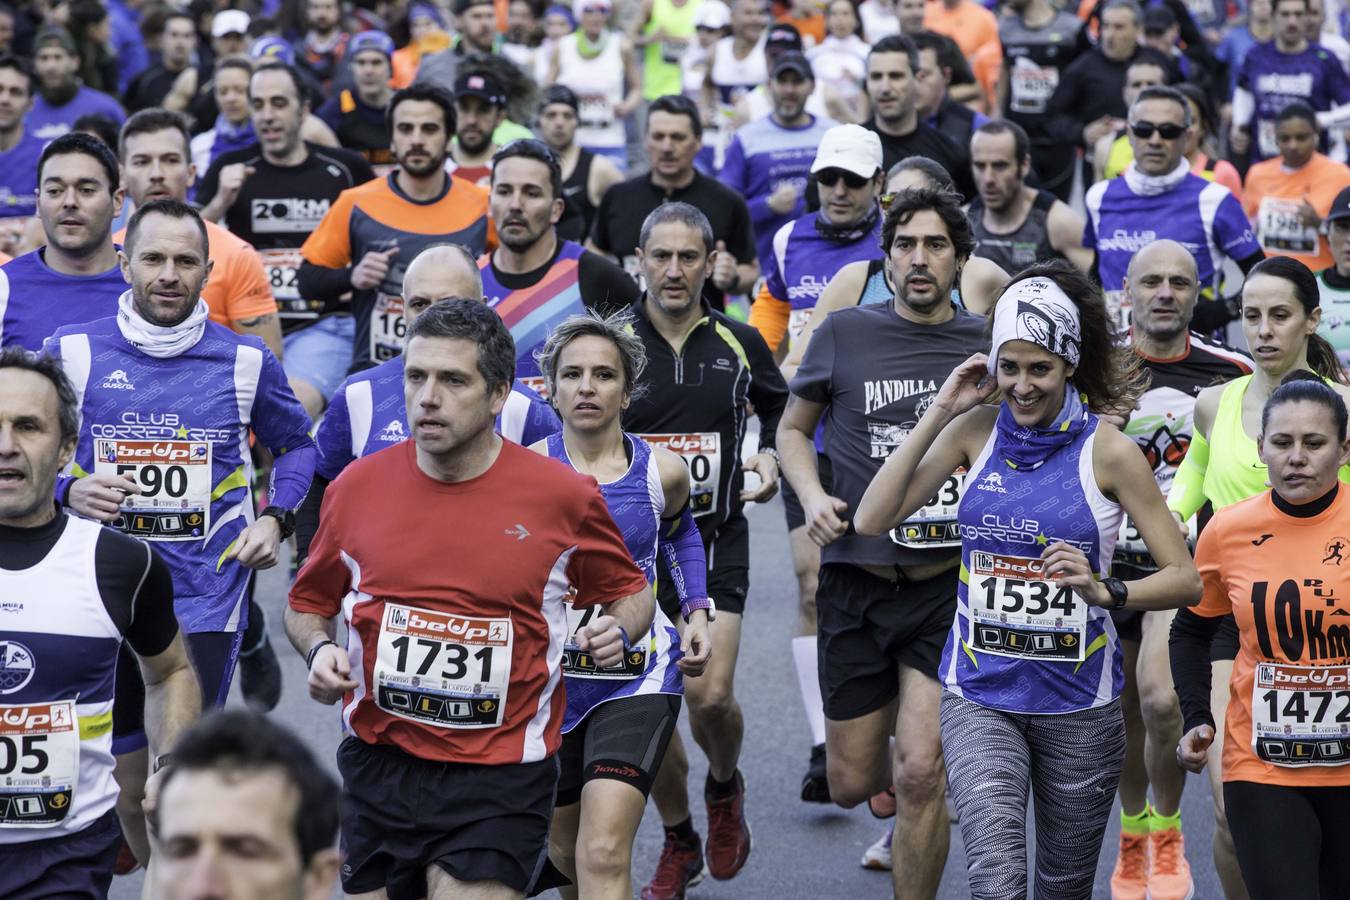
left=923, top=0, right=1000, bottom=65
left=1193, top=488, right=1350, bottom=787
left=301, top=173, right=494, bottom=368
left=1243, top=152, right=1350, bottom=272
left=114, top=219, right=278, bottom=327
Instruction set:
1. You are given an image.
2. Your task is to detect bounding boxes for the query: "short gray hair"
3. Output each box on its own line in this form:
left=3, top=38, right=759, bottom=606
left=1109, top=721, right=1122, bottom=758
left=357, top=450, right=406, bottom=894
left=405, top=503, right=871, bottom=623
left=1130, top=85, right=1192, bottom=128
left=638, top=202, right=714, bottom=255
left=535, top=310, right=648, bottom=400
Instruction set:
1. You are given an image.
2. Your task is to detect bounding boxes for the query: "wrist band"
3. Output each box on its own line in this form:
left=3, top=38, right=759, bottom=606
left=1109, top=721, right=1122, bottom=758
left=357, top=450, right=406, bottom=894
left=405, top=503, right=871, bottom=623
left=617, top=626, right=632, bottom=651
left=307, top=639, right=338, bottom=670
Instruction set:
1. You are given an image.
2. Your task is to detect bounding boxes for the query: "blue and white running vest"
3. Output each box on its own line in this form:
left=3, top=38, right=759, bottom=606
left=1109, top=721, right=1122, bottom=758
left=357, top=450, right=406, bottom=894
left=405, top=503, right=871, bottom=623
left=547, top=433, right=682, bottom=731
left=942, top=416, right=1125, bottom=713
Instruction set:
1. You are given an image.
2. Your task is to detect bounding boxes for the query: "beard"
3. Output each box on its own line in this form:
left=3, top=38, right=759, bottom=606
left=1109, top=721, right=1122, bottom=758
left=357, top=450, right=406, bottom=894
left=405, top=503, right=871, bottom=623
left=399, top=150, right=446, bottom=177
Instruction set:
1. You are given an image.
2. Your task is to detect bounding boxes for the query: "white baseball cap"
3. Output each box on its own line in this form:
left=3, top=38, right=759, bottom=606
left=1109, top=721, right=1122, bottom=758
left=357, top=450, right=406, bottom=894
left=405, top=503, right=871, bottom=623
left=811, top=124, right=883, bottom=179
left=695, top=1, right=732, bottom=30
left=212, top=10, right=251, bottom=38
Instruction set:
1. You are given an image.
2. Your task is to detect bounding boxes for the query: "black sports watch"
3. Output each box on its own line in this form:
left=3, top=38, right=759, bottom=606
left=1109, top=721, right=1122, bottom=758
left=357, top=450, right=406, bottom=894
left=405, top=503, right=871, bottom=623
left=260, top=506, right=296, bottom=540
left=1101, top=577, right=1129, bottom=610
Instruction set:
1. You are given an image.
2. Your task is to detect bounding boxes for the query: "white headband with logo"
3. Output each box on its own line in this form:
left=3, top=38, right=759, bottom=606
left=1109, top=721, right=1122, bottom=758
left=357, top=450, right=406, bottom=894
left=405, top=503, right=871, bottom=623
left=988, top=277, right=1082, bottom=373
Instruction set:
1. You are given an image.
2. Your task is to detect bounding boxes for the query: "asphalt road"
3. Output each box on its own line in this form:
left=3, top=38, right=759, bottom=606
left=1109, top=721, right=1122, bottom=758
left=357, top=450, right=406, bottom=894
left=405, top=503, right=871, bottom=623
left=112, top=491, right=1225, bottom=900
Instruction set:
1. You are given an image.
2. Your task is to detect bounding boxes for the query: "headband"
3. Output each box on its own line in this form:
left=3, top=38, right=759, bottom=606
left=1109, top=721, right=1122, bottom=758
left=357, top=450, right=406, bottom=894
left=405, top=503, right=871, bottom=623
left=988, top=277, right=1082, bottom=373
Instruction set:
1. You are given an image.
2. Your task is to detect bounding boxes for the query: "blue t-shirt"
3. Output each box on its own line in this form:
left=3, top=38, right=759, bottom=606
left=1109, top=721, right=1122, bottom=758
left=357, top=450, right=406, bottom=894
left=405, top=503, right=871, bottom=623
left=0, top=249, right=128, bottom=350
left=26, top=87, right=127, bottom=142
left=1216, top=25, right=1259, bottom=100
left=720, top=114, right=839, bottom=277
left=0, top=131, right=44, bottom=219
left=45, top=318, right=315, bottom=634
left=1238, top=41, right=1350, bottom=160
left=1084, top=173, right=1258, bottom=326
left=314, top=355, right=560, bottom=481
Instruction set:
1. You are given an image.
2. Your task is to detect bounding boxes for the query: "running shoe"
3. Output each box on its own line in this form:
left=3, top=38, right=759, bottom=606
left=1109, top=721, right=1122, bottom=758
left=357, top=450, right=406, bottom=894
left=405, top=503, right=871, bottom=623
left=868, top=785, right=896, bottom=819
left=239, top=631, right=283, bottom=711
left=641, top=831, right=705, bottom=900
left=1148, top=827, right=1195, bottom=900
left=800, top=743, right=830, bottom=803
left=1109, top=831, right=1149, bottom=900
left=704, top=770, right=752, bottom=879
left=860, top=822, right=894, bottom=871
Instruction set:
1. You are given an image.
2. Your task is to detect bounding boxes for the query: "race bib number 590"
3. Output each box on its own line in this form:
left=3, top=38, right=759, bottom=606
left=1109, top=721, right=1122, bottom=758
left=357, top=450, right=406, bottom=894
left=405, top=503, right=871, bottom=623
left=94, top=439, right=212, bottom=541
left=967, top=552, right=1086, bottom=661
left=374, top=604, right=512, bottom=729
left=638, top=433, right=721, bottom=517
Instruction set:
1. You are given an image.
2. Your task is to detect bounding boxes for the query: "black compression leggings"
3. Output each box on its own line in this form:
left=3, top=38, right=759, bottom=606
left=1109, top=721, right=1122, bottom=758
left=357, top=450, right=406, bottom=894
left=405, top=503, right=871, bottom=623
left=1223, top=780, right=1350, bottom=900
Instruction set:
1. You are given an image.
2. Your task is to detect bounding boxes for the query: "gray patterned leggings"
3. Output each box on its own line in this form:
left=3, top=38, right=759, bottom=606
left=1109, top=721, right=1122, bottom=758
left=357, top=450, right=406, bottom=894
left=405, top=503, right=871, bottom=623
left=940, top=692, right=1126, bottom=900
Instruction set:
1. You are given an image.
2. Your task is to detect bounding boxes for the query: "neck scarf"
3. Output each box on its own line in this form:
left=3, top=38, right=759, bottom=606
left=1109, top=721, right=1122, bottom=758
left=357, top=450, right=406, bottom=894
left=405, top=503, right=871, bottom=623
left=814, top=202, right=880, bottom=243
left=210, top=115, right=256, bottom=164
left=994, top=383, right=1091, bottom=471
left=116, top=290, right=210, bottom=359
left=1123, top=158, right=1190, bottom=197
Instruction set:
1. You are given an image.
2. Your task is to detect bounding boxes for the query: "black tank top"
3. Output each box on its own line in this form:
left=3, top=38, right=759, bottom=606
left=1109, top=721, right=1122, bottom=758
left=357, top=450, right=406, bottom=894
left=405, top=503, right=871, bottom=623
left=969, top=189, right=1060, bottom=276
left=557, top=148, right=598, bottom=243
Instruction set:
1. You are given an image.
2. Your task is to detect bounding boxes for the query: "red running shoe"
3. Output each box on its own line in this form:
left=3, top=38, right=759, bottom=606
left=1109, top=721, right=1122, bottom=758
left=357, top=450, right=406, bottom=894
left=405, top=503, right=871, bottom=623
left=704, top=770, right=752, bottom=879
left=641, top=830, right=705, bottom=900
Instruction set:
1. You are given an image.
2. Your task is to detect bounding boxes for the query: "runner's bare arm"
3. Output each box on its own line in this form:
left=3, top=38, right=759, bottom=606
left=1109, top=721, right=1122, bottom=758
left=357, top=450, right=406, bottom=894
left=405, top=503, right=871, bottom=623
left=138, top=632, right=201, bottom=763
left=234, top=312, right=284, bottom=360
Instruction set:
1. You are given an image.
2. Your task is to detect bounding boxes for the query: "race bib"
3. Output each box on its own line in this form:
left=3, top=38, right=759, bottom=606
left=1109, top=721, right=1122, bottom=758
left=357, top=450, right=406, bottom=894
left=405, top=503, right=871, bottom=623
left=1115, top=514, right=1196, bottom=561
left=94, top=439, right=211, bottom=542
left=519, top=375, right=550, bottom=399
left=660, top=38, right=689, bottom=64
left=638, top=433, right=720, bottom=517
left=1104, top=289, right=1132, bottom=334
left=579, top=94, right=615, bottom=130
left=0, top=701, right=79, bottom=828
left=967, top=551, right=1087, bottom=661
left=371, top=293, right=405, bottom=363
left=788, top=307, right=812, bottom=340
left=1009, top=60, right=1058, bottom=114
left=258, top=248, right=315, bottom=318
left=1258, top=198, right=1318, bottom=255
left=373, top=604, right=512, bottom=729
left=1252, top=662, right=1350, bottom=767
left=891, top=470, right=967, bottom=549
left=562, top=599, right=651, bottom=679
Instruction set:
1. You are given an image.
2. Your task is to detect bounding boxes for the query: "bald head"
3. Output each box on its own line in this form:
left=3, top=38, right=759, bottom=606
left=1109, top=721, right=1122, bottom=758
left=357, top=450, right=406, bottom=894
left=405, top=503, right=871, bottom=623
left=1125, top=240, right=1199, bottom=342
left=402, top=244, right=485, bottom=327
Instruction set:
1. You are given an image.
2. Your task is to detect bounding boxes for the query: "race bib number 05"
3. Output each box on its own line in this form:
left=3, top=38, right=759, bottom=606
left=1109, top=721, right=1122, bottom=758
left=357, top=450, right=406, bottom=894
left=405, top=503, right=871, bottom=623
left=374, top=604, right=512, bottom=729
left=371, top=293, right=405, bottom=362
left=94, top=439, right=211, bottom=542
left=1252, top=662, right=1350, bottom=767
left=638, top=433, right=721, bottom=517
left=968, top=551, right=1087, bottom=662
left=892, top=469, right=966, bottom=549
left=0, top=701, right=79, bottom=828
left=563, top=600, right=651, bottom=679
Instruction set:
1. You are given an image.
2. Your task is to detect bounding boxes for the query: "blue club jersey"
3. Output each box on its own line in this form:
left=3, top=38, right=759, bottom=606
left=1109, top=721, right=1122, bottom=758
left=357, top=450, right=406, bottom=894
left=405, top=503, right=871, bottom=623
left=546, top=432, right=682, bottom=731
left=0, top=249, right=128, bottom=350
left=314, top=355, right=561, bottom=481
left=1238, top=42, right=1350, bottom=161
left=0, top=131, right=44, bottom=220
left=46, top=317, right=316, bottom=634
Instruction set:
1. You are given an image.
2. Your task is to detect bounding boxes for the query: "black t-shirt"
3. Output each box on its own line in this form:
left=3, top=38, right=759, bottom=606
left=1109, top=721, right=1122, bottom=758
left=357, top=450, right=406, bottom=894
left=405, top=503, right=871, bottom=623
left=589, top=172, right=757, bottom=311
left=791, top=301, right=988, bottom=568
left=0, top=513, right=178, bottom=657
left=195, top=142, right=375, bottom=332
left=863, top=118, right=975, bottom=201
left=124, top=64, right=204, bottom=114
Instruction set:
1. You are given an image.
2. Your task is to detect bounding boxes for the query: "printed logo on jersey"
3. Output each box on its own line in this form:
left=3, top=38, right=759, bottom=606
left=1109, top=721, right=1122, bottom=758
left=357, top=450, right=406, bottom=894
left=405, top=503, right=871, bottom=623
left=250, top=198, right=332, bottom=234
left=959, top=513, right=1094, bottom=555
left=1255, top=72, right=1314, bottom=97
left=976, top=471, right=1008, bottom=494
left=1250, top=577, right=1350, bottom=661
left=863, top=379, right=936, bottom=415
left=505, top=524, right=530, bottom=541
left=0, top=641, right=36, bottom=693
left=378, top=419, right=405, bottom=442
left=89, top=412, right=234, bottom=444
left=787, top=274, right=829, bottom=303
left=1324, top=538, right=1349, bottom=566
left=99, top=369, right=135, bottom=391
left=1253, top=533, right=1275, bottom=547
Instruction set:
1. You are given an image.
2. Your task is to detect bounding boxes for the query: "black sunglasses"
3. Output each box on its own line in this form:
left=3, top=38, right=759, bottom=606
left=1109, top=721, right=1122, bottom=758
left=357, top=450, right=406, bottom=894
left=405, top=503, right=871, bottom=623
left=816, top=168, right=870, bottom=189
left=1129, top=121, right=1187, bottom=141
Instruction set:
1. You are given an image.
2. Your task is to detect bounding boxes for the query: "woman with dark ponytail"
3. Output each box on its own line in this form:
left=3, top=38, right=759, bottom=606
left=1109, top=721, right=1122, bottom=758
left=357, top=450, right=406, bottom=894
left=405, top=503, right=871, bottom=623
left=1165, top=253, right=1350, bottom=886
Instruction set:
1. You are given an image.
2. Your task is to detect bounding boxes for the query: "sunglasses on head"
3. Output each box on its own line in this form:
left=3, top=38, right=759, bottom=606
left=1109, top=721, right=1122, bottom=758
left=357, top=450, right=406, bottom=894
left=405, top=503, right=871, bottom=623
left=1129, top=121, right=1187, bottom=140
left=816, top=168, right=870, bottom=189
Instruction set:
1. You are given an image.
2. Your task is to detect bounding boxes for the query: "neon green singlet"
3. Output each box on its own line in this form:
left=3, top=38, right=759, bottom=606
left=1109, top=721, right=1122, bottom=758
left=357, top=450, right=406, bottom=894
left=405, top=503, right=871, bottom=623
left=643, top=0, right=700, bottom=100
left=1204, top=375, right=1350, bottom=510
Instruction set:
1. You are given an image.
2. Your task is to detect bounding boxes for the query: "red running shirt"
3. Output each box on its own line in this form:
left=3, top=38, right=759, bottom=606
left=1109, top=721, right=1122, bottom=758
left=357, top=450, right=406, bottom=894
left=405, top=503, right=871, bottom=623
left=290, top=439, right=648, bottom=765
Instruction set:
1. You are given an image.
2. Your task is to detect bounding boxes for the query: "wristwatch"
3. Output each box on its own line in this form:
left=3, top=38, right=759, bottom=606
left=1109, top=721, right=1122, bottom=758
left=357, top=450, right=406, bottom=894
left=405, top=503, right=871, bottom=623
left=1101, top=577, right=1129, bottom=610
left=260, top=506, right=296, bottom=540
left=760, top=447, right=780, bottom=467
left=681, top=597, right=717, bottom=623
